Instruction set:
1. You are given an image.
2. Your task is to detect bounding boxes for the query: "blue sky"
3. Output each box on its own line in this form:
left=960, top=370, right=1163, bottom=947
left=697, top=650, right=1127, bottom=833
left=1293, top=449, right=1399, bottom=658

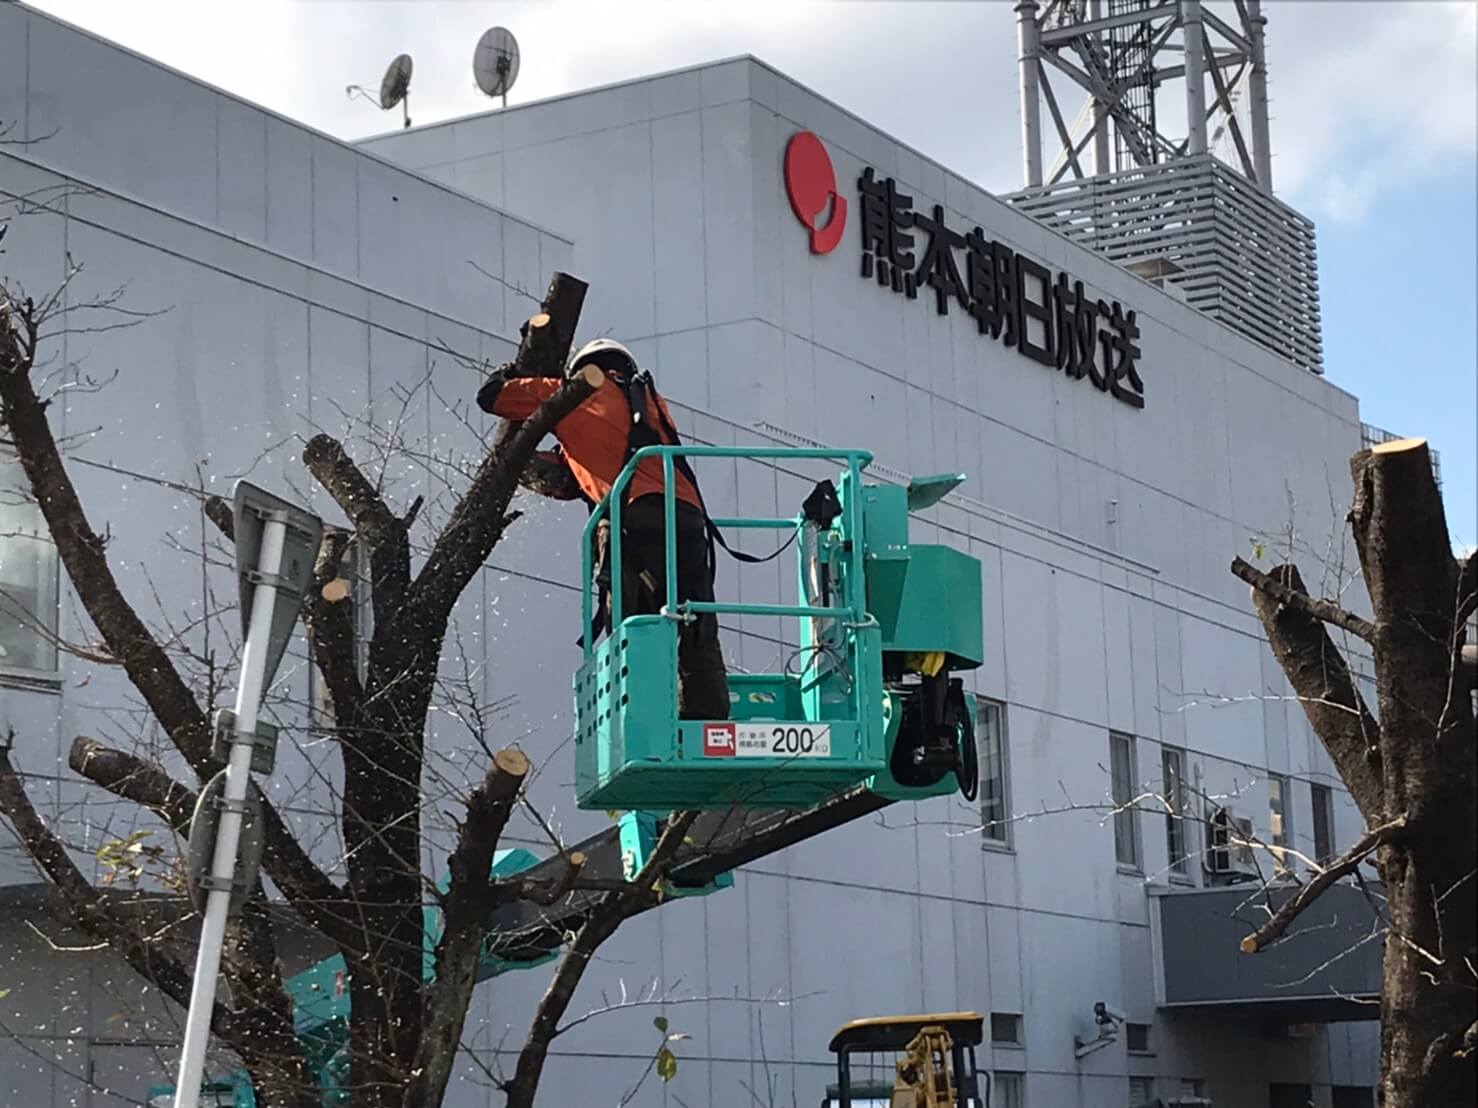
left=28, top=0, right=1478, bottom=548
left=1318, top=164, right=1476, bottom=549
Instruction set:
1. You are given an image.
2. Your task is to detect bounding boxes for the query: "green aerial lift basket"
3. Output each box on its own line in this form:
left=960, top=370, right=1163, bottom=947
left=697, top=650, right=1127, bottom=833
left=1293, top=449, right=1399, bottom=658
left=573, top=446, right=983, bottom=812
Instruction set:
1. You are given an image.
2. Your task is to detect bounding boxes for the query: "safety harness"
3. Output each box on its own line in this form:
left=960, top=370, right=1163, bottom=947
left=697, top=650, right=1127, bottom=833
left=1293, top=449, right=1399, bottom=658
left=618, top=366, right=797, bottom=570
left=581, top=366, right=795, bottom=646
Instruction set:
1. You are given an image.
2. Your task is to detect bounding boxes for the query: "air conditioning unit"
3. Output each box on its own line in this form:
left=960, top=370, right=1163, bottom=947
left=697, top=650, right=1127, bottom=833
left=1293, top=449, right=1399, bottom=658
left=1207, top=809, right=1257, bottom=878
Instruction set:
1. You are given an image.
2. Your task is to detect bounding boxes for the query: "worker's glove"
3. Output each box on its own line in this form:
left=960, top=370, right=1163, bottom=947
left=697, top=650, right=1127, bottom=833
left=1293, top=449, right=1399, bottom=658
left=475, top=365, right=514, bottom=414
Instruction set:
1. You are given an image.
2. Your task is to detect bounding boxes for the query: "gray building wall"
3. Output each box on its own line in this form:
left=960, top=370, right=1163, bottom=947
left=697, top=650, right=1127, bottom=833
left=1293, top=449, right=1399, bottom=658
left=0, top=5, right=1380, bottom=1106
left=0, top=5, right=568, bottom=1103
left=362, top=58, right=1381, bottom=1107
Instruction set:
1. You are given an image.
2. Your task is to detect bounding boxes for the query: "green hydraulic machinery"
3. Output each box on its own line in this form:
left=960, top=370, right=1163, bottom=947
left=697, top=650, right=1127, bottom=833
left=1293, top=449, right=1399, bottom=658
left=574, top=444, right=982, bottom=813
left=154, top=444, right=984, bottom=1106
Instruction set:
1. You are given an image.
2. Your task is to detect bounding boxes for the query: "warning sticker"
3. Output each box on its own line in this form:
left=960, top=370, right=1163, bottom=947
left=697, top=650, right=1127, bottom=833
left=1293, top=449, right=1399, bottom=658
left=703, top=723, right=736, bottom=757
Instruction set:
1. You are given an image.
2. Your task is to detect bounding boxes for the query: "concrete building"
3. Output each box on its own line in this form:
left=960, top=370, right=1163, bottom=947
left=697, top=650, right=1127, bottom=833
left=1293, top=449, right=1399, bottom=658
left=1, top=4, right=1382, bottom=1106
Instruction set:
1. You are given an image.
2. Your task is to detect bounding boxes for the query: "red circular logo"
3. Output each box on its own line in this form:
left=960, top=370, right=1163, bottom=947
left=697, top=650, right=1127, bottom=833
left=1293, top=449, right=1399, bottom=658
left=784, top=131, right=847, bottom=255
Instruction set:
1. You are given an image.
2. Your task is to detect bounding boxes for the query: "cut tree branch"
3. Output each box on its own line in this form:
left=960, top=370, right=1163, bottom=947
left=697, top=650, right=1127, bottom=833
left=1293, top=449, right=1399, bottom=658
left=485, top=273, right=589, bottom=496
left=301, top=527, right=363, bottom=719
left=1238, top=561, right=1385, bottom=822
left=511, top=278, right=590, bottom=379
left=1349, top=439, right=1459, bottom=635
left=407, top=272, right=594, bottom=631
left=1348, top=437, right=1470, bottom=821
left=491, top=851, right=589, bottom=908
left=1232, top=555, right=1376, bottom=642
left=204, top=494, right=234, bottom=541
left=1241, top=815, right=1408, bottom=953
left=407, top=748, right=530, bottom=1107
left=303, top=432, right=411, bottom=627
left=68, top=736, right=196, bottom=832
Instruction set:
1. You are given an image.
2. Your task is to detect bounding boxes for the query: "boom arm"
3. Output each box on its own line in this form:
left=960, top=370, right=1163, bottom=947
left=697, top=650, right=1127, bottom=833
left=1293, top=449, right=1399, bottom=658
left=482, top=785, right=894, bottom=961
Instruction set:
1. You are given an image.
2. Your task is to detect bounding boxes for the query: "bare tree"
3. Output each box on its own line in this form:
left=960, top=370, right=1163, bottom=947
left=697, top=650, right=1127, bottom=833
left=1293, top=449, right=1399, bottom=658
left=1231, top=438, right=1476, bottom=1108
left=0, top=243, right=732, bottom=1108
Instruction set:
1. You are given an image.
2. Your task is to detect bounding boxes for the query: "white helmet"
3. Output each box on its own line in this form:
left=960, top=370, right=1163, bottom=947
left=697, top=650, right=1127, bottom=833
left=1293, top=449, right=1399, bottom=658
left=569, top=338, right=638, bottom=378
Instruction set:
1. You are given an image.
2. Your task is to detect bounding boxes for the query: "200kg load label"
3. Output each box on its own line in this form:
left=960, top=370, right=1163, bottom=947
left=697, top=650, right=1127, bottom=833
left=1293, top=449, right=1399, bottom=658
left=702, top=722, right=832, bottom=758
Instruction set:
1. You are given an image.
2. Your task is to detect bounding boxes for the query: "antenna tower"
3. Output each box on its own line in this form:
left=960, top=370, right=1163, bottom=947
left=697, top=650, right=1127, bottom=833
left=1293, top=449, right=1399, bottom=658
left=1008, top=0, right=1324, bottom=375
left=1015, top=0, right=1272, bottom=190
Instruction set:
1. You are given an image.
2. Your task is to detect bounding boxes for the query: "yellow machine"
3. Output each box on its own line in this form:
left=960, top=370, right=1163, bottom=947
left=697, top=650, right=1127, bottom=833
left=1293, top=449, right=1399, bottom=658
left=823, top=1013, right=984, bottom=1108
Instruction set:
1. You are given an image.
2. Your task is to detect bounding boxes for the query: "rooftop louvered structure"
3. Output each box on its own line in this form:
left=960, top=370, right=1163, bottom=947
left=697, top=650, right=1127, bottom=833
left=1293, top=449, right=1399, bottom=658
left=1007, top=155, right=1324, bottom=373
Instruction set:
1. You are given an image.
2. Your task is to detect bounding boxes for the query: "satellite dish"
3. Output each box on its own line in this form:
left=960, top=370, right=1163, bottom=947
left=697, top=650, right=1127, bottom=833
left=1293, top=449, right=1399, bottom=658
left=379, top=53, right=414, bottom=128
left=473, top=27, right=520, bottom=107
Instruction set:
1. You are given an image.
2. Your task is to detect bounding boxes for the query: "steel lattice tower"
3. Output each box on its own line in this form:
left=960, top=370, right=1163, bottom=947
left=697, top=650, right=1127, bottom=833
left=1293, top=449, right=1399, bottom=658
left=1014, top=0, right=1273, bottom=189
left=1008, top=0, right=1324, bottom=374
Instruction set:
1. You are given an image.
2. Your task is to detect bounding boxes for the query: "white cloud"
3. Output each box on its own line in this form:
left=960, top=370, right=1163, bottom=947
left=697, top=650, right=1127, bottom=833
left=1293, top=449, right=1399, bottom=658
left=1254, top=1, right=1478, bottom=222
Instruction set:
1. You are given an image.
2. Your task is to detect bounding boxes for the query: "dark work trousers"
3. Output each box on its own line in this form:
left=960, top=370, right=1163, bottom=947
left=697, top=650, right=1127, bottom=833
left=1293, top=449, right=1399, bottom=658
left=595, top=494, right=731, bottom=720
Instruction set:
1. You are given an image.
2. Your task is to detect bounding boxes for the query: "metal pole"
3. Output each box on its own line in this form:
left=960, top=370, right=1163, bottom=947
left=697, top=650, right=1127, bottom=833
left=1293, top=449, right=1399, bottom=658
left=1089, top=0, right=1113, bottom=175
left=1016, top=0, right=1044, bottom=188
left=1246, top=0, right=1273, bottom=192
left=172, top=516, right=287, bottom=1108
left=1182, top=0, right=1210, bottom=156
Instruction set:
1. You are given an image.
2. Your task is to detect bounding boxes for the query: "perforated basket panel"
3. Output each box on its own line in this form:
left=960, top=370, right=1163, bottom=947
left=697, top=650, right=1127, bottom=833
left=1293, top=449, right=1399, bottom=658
left=574, top=620, right=887, bottom=810
left=574, top=617, right=677, bottom=805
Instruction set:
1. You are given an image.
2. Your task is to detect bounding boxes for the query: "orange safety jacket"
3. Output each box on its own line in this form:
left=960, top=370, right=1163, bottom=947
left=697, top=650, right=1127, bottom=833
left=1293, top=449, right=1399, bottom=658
left=478, top=371, right=702, bottom=510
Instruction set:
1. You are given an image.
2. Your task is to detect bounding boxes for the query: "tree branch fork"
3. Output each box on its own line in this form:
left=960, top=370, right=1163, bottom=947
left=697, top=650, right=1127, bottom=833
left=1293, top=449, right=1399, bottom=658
left=1232, top=555, right=1376, bottom=642
left=1240, top=814, right=1408, bottom=954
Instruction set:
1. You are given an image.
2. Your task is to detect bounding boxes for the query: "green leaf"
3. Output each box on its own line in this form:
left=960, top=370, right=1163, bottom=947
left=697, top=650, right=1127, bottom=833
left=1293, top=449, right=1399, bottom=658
left=655, top=1046, right=677, bottom=1082
left=652, top=1015, right=669, bottom=1033
left=0, top=988, right=10, bottom=999
left=1252, top=539, right=1265, bottom=561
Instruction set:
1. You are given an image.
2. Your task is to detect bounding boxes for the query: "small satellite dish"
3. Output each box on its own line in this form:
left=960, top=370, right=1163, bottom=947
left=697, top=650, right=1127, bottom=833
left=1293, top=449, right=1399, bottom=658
left=379, top=53, right=414, bottom=128
left=473, top=27, right=520, bottom=107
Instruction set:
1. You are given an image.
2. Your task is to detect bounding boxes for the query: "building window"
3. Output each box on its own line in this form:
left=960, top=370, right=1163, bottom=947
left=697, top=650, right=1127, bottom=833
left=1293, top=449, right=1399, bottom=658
left=1180, top=1078, right=1207, bottom=1100
left=1110, top=732, right=1141, bottom=869
left=0, top=452, right=59, bottom=680
left=1125, top=1022, right=1151, bottom=1054
left=1268, top=773, right=1292, bottom=871
left=1270, top=1083, right=1314, bottom=1108
left=1311, top=782, right=1334, bottom=864
left=977, top=698, right=1010, bottom=845
left=1162, top=746, right=1188, bottom=875
left=989, top=1011, right=1023, bottom=1047
left=1129, top=1076, right=1154, bottom=1104
left=307, top=532, right=369, bottom=730
left=1331, top=1086, right=1375, bottom=1108
left=992, top=1071, right=1024, bottom=1108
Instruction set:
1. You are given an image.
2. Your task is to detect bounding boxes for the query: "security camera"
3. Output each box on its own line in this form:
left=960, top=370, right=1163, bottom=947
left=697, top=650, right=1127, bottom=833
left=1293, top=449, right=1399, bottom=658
left=1075, top=1002, right=1126, bottom=1059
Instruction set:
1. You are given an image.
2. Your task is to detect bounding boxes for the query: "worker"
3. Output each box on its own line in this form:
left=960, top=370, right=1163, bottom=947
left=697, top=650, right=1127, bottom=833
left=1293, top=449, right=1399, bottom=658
left=476, top=339, right=731, bottom=721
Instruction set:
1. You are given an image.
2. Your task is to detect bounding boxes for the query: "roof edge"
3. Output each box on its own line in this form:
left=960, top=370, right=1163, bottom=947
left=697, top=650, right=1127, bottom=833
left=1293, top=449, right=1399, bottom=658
left=13, top=1, right=572, bottom=246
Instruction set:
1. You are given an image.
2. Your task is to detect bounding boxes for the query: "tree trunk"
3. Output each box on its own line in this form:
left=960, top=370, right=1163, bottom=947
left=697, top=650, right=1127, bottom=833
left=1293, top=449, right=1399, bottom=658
left=1347, top=441, right=1476, bottom=1108
left=1235, top=438, right=1475, bottom=1108
left=342, top=690, right=433, bottom=1108
left=406, top=748, right=529, bottom=1108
